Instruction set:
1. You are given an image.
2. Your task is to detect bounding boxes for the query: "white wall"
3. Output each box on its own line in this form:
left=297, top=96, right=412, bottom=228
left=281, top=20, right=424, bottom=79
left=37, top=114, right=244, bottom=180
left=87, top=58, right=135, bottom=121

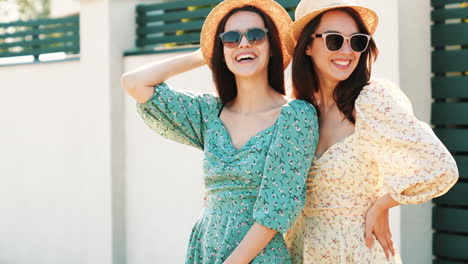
left=398, top=1, right=433, bottom=263
left=0, top=60, right=86, bottom=264
left=50, top=0, right=80, bottom=17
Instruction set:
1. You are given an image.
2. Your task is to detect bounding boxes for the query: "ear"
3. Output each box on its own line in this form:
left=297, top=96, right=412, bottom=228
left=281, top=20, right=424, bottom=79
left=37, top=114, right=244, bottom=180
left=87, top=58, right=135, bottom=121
left=305, top=44, right=313, bottom=56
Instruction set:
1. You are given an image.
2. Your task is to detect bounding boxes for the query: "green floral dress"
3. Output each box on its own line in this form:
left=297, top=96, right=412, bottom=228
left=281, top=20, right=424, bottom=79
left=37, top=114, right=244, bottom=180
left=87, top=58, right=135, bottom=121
left=137, top=83, right=318, bottom=264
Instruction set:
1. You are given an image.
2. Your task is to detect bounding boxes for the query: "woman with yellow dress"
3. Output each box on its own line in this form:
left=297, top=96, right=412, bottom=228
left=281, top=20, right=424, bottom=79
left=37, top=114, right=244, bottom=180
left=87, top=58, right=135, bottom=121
left=284, top=0, right=459, bottom=263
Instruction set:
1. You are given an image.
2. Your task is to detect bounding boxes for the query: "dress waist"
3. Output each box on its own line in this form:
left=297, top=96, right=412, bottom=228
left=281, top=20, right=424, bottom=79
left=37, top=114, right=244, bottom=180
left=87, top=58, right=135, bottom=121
left=302, top=207, right=369, bottom=223
left=204, top=194, right=257, bottom=212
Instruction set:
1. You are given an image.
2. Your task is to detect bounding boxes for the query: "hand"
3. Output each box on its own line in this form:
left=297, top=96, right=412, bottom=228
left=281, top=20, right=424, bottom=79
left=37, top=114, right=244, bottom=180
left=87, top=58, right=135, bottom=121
left=365, top=202, right=395, bottom=260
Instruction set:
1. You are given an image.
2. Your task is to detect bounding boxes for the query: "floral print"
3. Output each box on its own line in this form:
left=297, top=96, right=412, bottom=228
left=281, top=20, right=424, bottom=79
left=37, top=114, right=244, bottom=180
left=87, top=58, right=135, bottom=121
left=137, top=83, right=319, bottom=264
left=285, top=79, right=458, bottom=264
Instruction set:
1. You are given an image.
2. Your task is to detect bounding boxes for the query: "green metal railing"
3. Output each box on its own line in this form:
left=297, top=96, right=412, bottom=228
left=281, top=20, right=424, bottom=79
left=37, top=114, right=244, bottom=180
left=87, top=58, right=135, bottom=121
left=125, top=0, right=299, bottom=56
left=431, top=0, right=468, bottom=263
left=0, top=15, right=80, bottom=61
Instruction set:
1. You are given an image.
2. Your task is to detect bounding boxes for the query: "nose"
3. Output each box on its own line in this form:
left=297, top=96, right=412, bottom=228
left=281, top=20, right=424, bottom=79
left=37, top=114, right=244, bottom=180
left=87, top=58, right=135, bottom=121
left=340, top=39, right=353, bottom=54
left=237, top=33, right=251, bottom=48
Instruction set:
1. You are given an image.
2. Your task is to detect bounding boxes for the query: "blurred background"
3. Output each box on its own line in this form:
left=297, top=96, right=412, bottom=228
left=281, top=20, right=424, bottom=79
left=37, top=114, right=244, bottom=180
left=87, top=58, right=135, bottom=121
left=0, top=0, right=466, bottom=263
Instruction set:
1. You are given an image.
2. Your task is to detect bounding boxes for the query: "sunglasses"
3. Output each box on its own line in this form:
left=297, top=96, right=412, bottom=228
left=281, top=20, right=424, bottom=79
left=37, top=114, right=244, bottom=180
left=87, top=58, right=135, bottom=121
left=219, top=27, right=269, bottom=48
left=311, top=33, right=371, bottom=53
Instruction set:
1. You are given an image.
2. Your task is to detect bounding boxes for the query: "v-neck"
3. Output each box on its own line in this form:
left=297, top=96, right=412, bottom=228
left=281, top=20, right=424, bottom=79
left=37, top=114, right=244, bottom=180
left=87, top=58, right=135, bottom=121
left=314, top=132, right=356, bottom=161
left=314, top=106, right=362, bottom=162
left=216, top=100, right=294, bottom=152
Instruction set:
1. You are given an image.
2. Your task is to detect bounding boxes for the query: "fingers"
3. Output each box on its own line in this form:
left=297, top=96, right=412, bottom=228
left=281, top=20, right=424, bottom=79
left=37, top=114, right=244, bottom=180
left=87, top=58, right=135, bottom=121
left=386, top=223, right=392, bottom=238
left=365, top=216, right=374, bottom=248
left=387, top=235, right=396, bottom=256
left=376, top=236, right=390, bottom=261
left=366, top=207, right=395, bottom=260
left=385, top=210, right=392, bottom=238
left=383, top=211, right=395, bottom=256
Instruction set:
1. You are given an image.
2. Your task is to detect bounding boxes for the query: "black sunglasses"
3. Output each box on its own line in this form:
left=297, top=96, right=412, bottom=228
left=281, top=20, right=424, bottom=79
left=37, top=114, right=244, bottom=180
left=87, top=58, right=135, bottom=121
left=311, top=33, right=371, bottom=53
left=219, top=27, right=269, bottom=48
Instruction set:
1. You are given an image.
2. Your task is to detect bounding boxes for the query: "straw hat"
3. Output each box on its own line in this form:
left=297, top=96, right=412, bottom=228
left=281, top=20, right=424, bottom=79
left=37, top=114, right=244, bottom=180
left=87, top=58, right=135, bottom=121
left=287, top=0, right=378, bottom=55
left=200, top=0, right=293, bottom=69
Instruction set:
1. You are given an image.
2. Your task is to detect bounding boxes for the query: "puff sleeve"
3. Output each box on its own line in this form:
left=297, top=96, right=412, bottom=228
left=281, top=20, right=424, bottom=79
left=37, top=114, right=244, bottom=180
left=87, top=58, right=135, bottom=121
left=253, top=100, right=319, bottom=232
left=137, top=83, right=218, bottom=150
left=356, top=79, right=458, bottom=204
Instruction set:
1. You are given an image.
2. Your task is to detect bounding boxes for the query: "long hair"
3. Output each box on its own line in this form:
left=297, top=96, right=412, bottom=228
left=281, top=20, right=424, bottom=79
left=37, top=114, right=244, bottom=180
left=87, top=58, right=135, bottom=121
left=292, top=7, right=379, bottom=124
left=211, top=5, right=285, bottom=104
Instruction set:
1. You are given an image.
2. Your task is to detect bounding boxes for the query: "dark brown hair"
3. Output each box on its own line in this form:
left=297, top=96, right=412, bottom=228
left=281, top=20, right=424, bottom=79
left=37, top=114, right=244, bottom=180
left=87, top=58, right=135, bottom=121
left=292, top=7, right=379, bottom=123
left=211, top=5, right=285, bottom=104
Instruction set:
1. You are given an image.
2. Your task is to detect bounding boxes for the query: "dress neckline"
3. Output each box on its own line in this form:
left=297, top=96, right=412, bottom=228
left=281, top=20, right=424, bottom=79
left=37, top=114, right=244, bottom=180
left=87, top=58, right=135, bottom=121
left=216, top=100, right=297, bottom=152
left=314, top=108, right=362, bottom=162
left=314, top=132, right=356, bottom=161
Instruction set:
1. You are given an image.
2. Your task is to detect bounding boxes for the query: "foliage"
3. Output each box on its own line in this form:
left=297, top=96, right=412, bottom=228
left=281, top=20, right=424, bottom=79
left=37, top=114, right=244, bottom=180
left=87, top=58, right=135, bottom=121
left=16, top=0, right=50, bottom=20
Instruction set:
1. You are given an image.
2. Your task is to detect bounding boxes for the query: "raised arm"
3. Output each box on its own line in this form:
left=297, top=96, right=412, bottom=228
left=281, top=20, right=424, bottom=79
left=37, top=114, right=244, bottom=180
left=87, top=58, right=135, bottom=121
left=121, top=49, right=206, bottom=103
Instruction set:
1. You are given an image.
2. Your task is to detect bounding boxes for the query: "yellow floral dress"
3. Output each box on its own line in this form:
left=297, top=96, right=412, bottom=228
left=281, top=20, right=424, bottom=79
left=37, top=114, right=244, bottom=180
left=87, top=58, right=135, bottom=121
left=285, top=79, right=459, bottom=264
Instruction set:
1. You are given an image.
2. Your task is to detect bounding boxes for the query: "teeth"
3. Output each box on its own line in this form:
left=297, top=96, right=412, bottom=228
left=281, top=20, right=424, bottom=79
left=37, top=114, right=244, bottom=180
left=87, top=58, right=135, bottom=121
left=333, top=60, right=350, bottom=66
left=236, top=53, right=256, bottom=62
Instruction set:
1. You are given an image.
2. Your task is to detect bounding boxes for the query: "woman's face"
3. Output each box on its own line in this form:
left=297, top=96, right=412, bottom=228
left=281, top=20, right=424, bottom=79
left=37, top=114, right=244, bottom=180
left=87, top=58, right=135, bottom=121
left=306, top=10, right=361, bottom=85
left=222, top=11, right=270, bottom=78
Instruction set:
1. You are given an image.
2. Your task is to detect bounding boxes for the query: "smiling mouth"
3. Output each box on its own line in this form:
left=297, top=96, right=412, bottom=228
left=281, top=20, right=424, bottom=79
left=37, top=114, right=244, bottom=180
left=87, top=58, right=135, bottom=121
left=331, top=59, right=353, bottom=69
left=332, top=59, right=351, bottom=66
left=235, top=53, right=257, bottom=62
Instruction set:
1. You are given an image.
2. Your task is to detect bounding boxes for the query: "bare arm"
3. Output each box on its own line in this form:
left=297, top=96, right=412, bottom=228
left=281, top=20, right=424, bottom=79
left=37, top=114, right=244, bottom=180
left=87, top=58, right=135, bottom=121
left=223, top=223, right=277, bottom=264
left=365, top=194, right=401, bottom=260
left=121, top=49, right=206, bottom=103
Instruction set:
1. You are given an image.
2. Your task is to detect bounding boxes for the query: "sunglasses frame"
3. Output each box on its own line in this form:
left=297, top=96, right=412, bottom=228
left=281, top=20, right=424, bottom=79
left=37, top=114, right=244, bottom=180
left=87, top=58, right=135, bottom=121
left=311, top=32, right=371, bottom=53
left=219, top=27, right=269, bottom=48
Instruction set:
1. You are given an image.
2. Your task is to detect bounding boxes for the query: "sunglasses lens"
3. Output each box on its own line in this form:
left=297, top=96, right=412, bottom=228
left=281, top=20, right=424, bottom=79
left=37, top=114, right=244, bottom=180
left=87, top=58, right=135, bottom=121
left=246, top=28, right=267, bottom=43
left=325, top=34, right=344, bottom=51
left=221, top=31, right=241, bottom=48
left=350, top=35, right=369, bottom=52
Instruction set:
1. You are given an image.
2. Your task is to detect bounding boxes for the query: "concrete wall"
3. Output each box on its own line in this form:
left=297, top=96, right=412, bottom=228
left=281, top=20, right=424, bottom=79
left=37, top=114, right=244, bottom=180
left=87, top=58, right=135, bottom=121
left=0, top=60, right=86, bottom=264
left=50, top=0, right=80, bottom=17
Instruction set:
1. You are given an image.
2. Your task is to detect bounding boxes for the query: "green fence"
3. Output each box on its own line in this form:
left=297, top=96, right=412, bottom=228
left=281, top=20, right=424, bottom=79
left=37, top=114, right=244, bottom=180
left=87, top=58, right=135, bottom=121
left=0, top=15, right=80, bottom=61
left=431, top=1, right=468, bottom=263
left=125, top=0, right=300, bottom=56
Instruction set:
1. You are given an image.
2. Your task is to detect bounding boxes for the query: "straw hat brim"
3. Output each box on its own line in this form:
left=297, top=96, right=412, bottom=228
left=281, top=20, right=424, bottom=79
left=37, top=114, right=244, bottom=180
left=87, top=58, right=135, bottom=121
left=200, top=0, right=293, bottom=70
left=286, top=4, right=378, bottom=56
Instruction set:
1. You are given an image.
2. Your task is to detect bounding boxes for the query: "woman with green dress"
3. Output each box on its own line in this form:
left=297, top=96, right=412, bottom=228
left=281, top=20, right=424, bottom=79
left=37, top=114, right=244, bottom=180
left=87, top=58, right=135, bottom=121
left=121, top=0, right=319, bottom=263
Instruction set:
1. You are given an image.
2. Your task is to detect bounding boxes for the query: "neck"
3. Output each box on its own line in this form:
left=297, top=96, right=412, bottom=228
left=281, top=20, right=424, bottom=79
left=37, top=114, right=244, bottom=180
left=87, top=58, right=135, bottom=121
left=316, top=77, right=338, bottom=109
left=230, top=73, right=281, bottom=113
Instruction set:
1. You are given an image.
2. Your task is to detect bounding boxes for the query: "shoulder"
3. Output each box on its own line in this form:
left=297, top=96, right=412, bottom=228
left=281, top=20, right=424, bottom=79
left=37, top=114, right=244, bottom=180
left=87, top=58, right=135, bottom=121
left=286, top=99, right=317, bottom=118
left=199, top=92, right=222, bottom=108
left=281, top=99, right=318, bottom=129
left=356, top=78, right=413, bottom=114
